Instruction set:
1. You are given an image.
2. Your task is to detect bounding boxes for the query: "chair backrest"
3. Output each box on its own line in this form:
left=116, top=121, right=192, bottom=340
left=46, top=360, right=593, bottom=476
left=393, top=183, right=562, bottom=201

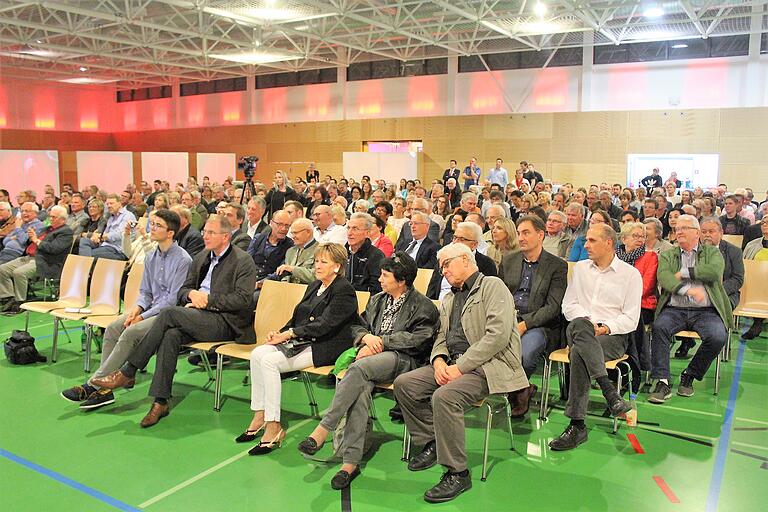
left=413, top=268, right=433, bottom=295
left=122, top=263, right=145, bottom=312
left=722, top=234, right=743, bottom=248
left=88, top=259, right=127, bottom=315
left=58, top=255, right=93, bottom=306
left=738, top=260, right=768, bottom=310
left=567, top=261, right=575, bottom=283
left=254, top=280, right=307, bottom=344
left=356, top=291, right=370, bottom=314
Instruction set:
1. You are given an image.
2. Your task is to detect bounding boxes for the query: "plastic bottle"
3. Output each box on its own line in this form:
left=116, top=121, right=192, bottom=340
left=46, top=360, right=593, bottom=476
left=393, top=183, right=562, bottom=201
left=625, top=393, right=638, bottom=427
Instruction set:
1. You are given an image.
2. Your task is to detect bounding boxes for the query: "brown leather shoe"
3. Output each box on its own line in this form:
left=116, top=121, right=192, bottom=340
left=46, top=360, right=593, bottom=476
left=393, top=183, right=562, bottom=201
left=509, top=384, right=538, bottom=419
left=90, top=370, right=135, bottom=390
left=140, top=402, right=170, bottom=428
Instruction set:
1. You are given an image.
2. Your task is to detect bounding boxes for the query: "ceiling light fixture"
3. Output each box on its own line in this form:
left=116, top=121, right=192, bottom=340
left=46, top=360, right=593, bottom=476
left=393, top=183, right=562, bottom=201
left=671, top=43, right=688, bottom=49
left=209, top=49, right=301, bottom=65
left=55, top=77, right=118, bottom=84
left=643, top=6, right=664, bottom=18
left=534, top=2, right=547, bottom=18
left=79, top=66, right=88, bottom=72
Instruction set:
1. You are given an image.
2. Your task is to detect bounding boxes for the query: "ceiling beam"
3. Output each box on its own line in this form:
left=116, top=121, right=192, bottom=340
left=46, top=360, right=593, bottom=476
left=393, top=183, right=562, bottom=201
left=432, top=0, right=540, bottom=50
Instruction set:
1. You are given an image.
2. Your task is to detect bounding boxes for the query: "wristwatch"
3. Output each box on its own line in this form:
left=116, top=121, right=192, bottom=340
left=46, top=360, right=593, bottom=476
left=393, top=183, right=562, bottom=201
left=597, top=323, right=611, bottom=335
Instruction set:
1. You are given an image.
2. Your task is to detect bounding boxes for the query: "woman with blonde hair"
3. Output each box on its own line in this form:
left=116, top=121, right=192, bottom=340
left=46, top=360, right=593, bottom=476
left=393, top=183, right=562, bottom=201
left=265, top=170, right=299, bottom=218
left=487, top=216, right=520, bottom=269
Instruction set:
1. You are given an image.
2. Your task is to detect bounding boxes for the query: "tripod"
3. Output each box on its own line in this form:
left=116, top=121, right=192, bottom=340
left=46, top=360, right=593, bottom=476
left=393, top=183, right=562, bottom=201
left=240, top=175, right=256, bottom=205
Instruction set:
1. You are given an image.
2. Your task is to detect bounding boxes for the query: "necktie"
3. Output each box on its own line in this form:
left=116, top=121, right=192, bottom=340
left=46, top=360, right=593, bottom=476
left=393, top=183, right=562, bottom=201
left=294, top=247, right=302, bottom=265
left=406, top=240, right=417, bottom=255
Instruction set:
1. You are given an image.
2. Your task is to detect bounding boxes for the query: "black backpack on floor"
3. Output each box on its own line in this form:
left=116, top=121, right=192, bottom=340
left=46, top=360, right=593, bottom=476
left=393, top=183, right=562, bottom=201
left=4, top=330, right=47, bottom=365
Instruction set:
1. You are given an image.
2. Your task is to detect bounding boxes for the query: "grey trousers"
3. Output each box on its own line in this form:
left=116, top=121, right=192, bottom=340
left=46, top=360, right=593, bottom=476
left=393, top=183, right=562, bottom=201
left=564, top=318, right=628, bottom=420
left=0, top=256, right=35, bottom=301
left=394, top=364, right=489, bottom=473
left=320, top=351, right=402, bottom=465
left=89, top=314, right=157, bottom=383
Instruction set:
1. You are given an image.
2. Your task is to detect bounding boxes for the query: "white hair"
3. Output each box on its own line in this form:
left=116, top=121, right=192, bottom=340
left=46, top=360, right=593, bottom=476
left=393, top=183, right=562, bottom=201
left=455, top=221, right=483, bottom=243
left=677, top=214, right=700, bottom=230
left=350, top=212, right=374, bottom=229
left=437, top=241, right=476, bottom=265
left=50, top=205, right=68, bottom=219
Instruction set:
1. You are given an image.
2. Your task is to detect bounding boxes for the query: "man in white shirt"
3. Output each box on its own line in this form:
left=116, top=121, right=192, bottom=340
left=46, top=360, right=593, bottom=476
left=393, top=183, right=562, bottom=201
left=312, top=204, right=347, bottom=245
left=244, top=196, right=269, bottom=238
left=549, top=223, right=642, bottom=451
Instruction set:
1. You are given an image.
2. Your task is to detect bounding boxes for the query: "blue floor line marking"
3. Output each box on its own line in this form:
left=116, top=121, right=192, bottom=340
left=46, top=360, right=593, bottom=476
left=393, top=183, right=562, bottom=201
left=0, top=448, right=141, bottom=512
left=705, top=339, right=746, bottom=512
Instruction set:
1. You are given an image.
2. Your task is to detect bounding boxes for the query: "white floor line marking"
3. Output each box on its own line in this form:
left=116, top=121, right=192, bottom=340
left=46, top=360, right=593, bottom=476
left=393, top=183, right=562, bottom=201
left=0, top=322, right=53, bottom=338
left=138, top=411, right=325, bottom=509
left=636, top=425, right=717, bottom=442
left=644, top=403, right=724, bottom=418
left=735, top=417, right=768, bottom=426
left=731, top=441, right=768, bottom=452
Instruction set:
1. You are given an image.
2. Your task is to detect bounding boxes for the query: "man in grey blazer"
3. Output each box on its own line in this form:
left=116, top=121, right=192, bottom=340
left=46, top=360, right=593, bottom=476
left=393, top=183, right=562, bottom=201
left=395, top=198, right=440, bottom=250
left=273, top=218, right=317, bottom=284
left=92, top=214, right=257, bottom=428
left=498, top=215, right=568, bottom=417
left=395, top=243, right=528, bottom=503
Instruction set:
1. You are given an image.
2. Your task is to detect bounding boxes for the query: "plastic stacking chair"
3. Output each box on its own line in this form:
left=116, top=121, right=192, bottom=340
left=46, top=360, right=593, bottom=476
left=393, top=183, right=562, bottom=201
left=49, top=259, right=126, bottom=364
left=733, top=260, right=768, bottom=356
left=674, top=331, right=723, bottom=395
left=212, top=280, right=308, bottom=411
left=539, top=347, right=633, bottom=434
left=21, top=255, right=93, bottom=332
left=81, top=263, right=144, bottom=372
left=721, top=234, right=743, bottom=248
left=413, top=268, right=433, bottom=295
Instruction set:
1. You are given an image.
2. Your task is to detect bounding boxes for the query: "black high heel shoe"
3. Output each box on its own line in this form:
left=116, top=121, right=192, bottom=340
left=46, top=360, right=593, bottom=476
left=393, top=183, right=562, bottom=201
left=235, top=424, right=264, bottom=443
left=248, top=429, right=285, bottom=456
left=297, top=436, right=324, bottom=456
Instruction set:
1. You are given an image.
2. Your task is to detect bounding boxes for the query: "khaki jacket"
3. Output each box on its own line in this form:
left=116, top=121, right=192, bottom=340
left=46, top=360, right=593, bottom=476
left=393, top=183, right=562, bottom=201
left=431, top=274, right=528, bottom=394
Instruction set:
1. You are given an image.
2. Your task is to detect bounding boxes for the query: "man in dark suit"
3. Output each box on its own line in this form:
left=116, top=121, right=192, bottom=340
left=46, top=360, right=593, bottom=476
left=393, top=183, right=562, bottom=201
left=172, top=205, right=204, bottom=258
left=248, top=210, right=294, bottom=301
left=400, top=212, right=439, bottom=269
left=395, top=198, right=440, bottom=250
left=442, top=159, right=461, bottom=184
left=92, top=214, right=257, bottom=428
left=224, top=202, right=252, bottom=251
left=426, top=221, right=496, bottom=300
left=498, top=215, right=568, bottom=417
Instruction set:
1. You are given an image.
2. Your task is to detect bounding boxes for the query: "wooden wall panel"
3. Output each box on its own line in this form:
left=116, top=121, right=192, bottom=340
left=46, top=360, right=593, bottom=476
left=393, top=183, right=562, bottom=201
left=553, top=112, right=628, bottom=139
left=628, top=110, right=720, bottom=139
left=718, top=137, right=768, bottom=164
left=551, top=138, right=627, bottom=164
left=719, top=108, right=768, bottom=138
left=58, top=151, right=78, bottom=189
left=627, top=138, right=719, bottom=154
left=483, top=113, right=554, bottom=139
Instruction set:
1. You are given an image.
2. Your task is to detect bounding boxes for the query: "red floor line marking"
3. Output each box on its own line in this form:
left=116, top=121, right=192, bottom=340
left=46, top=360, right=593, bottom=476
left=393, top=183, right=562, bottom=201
left=627, top=433, right=645, bottom=454
left=653, top=476, right=681, bottom=504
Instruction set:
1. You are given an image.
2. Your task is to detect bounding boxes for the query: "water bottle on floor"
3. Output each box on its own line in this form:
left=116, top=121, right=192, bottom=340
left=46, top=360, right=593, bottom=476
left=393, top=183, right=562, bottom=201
left=625, top=393, right=638, bottom=427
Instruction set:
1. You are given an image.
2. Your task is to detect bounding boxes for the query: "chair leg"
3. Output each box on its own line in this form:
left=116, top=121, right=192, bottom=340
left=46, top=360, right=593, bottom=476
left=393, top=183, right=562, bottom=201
left=301, top=372, right=319, bottom=417
left=504, top=398, right=515, bottom=450
left=214, top=353, right=223, bottom=412
left=539, top=359, right=551, bottom=421
left=369, top=395, right=378, bottom=420
left=51, top=318, right=59, bottom=363
left=481, top=403, right=493, bottom=482
left=242, top=370, right=250, bottom=386
left=83, top=325, right=93, bottom=373
left=613, top=369, right=623, bottom=434
left=24, top=310, right=29, bottom=332
left=714, top=349, right=721, bottom=396
left=559, top=362, right=569, bottom=401
left=401, top=424, right=411, bottom=461
left=197, top=349, right=214, bottom=381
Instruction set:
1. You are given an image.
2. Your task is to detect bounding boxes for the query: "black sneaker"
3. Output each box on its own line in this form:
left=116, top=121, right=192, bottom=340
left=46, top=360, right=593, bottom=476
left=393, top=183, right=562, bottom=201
left=80, top=389, right=115, bottom=410
left=61, top=384, right=96, bottom=403
left=677, top=373, right=695, bottom=397
left=187, top=351, right=229, bottom=367
left=648, top=381, right=672, bottom=404
left=423, top=471, right=472, bottom=503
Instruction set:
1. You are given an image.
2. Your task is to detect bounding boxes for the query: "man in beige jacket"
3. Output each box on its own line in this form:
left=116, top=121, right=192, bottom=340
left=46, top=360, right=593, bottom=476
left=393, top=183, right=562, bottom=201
left=394, top=243, right=528, bottom=503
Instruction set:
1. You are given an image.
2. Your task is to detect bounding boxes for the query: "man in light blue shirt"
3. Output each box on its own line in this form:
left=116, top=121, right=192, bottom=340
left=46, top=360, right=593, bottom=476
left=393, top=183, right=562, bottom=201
left=0, top=202, right=45, bottom=264
left=485, top=158, right=509, bottom=189
left=61, top=209, right=191, bottom=410
left=79, top=193, right=136, bottom=260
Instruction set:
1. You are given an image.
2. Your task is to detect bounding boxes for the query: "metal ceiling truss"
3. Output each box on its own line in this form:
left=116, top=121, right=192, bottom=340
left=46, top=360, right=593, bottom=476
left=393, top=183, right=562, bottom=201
left=0, top=0, right=766, bottom=89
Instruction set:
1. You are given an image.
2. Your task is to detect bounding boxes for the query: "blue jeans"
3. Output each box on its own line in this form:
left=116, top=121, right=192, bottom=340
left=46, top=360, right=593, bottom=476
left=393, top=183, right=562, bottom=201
left=521, top=328, right=547, bottom=378
left=79, top=239, right=127, bottom=261
left=651, top=307, right=726, bottom=381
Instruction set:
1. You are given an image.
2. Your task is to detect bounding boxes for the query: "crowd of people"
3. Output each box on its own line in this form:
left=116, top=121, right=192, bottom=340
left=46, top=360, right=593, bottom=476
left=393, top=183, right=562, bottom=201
left=0, top=159, right=766, bottom=503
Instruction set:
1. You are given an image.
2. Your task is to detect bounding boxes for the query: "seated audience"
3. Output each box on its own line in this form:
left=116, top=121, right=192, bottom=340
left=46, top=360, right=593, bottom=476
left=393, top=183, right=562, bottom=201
left=243, top=243, right=361, bottom=455
left=171, top=205, right=205, bottom=258
left=60, top=209, right=191, bottom=409
left=248, top=210, right=294, bottom=296
left=0, top=205, right=72, bottom=314
left=543, top=210, right=569, bottom=258
left=273, top=218, right=318, bottom=284
left=550, top=223, right=641, bottom=451
left=297, top=252, right=439, bottom=489
left=395, top=198, right=440, bottom=249
left=312, top=205, right=348, bottom=245
left=568, top=210, right=611, bottom=262
left=91, top=215, right=257, bottom=427
left=78, top=194, right=136, bottom=261
left=649, top=215, right=732, bottom=404
left=643, top=217, right=673, bottom=255
left=498, top=215, right=567, bottom=417
left=370, top=215, right=394, bottom=257
left=401, top=212, right=439, bottom=269
left=394, top=243, right=528, bottom=503
left=224, top=203, right=252, bottom=251
left=720, top=195, right=749, bottom=235
left=0, top=202, right=45, bottom=265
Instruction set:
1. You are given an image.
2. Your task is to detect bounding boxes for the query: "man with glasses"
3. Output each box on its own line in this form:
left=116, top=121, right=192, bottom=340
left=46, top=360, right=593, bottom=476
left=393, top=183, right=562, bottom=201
left=345, top=213, right=384, bottom=294
left=400, top=212, right=439, bottom=269
left=395, top=198, right=440, bottom=251
left=61, top=209, right=191, bottom=409
left=273, top=218, right=317, bottom=284
left=395, top=243, right=527, bottom=503
left=312, top=204, right=348, bottom=245
left=543, top=210, right=569, bottom=258
left=248, top=210, right=294, bottom=299
left=171, top=205, right=205, bottom=258
left=0, top=202, right=45, bottom=265
left=443, top=192, right=480, bottom=244
left=648, top=215, right=732, bottom=403
left=93, top=215, right=257, bottom=428
left=426, top=221, right=496, bottom=300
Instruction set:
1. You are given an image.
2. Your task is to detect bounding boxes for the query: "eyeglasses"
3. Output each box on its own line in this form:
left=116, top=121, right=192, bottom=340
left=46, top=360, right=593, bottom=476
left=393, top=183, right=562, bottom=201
left=149, top=222, right=168, bottom=230
left=674, top=226, right=696, bottom=234
left=202, top=229, right=227, bottom=236
left=630, top=233, right=646, bottom=239
left=439, top=256, right=461, bottom=275
left=271, top=221, right=291, bottom=230
left=452, top=236, right=476, bottom=243
left=410, top=221, right=428, bottom=226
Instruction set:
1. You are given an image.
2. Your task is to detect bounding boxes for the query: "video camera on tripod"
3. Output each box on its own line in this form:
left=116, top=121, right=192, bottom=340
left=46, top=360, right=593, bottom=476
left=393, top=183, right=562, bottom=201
left=237, top=155, right=259, bottom=204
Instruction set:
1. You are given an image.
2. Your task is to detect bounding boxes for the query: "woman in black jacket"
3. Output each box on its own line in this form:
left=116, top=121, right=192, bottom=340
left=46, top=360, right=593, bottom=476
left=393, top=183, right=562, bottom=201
left=297, top=252, right=439, bottom=489
left=242, top=243, right=361, bottom=455
left=264, top=170, right=299, bottom=219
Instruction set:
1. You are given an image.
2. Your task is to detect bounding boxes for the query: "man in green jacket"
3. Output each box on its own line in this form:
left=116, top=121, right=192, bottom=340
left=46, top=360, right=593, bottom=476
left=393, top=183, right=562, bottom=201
left=649, top=214, right=732, bottom=403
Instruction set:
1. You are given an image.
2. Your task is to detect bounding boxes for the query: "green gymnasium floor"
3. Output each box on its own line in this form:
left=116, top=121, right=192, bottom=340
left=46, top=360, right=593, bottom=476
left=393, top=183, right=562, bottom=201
left=1, top=312, right=766, bottom=512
